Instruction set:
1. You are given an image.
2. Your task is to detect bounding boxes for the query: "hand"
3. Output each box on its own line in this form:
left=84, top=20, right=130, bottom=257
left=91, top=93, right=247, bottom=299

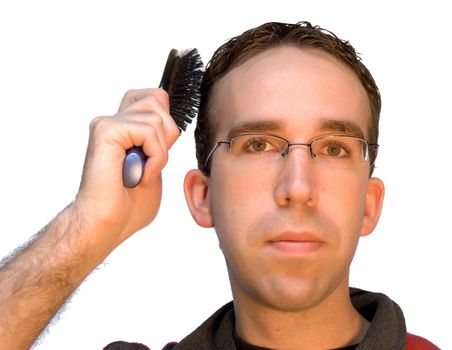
left=73, top=88, right=179, bottom=249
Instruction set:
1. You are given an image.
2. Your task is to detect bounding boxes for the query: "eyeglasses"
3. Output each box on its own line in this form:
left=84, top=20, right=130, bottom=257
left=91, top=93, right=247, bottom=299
left=205, top=133, right=378, bottom=170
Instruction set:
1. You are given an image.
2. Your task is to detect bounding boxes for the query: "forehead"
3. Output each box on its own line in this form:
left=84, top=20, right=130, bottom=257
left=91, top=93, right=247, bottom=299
left=209, top=46, right=372, bottom=139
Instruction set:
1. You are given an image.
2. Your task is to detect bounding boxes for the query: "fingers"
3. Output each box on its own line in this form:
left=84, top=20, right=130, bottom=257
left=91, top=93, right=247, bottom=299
left=84, top=88, right=181, bottom=186
left=117, top=88, right=179, bottom=148
left=111, top=113, right=169, bottom=157
left=74, top=87, right=184, bottom=244
left=119, top=88, right=169, bottom=111
left=89, top=115, right=165, bottom=164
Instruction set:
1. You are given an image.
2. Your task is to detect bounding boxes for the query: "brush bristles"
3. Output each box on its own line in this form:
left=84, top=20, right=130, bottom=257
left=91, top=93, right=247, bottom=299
left=163, top=48, right=204, bottom=132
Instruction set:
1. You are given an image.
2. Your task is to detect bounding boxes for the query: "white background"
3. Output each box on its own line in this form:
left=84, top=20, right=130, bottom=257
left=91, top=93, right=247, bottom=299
left=1, top=1, right=450, bottom=349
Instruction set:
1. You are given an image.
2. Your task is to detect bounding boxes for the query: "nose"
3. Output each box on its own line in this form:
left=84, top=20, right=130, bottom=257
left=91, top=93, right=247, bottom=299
left=273, top=147, right=318, bottom=207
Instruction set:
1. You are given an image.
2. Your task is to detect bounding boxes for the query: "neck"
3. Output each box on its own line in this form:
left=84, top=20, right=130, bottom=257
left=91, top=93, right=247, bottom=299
left=233, top=281, right=369, bottom=350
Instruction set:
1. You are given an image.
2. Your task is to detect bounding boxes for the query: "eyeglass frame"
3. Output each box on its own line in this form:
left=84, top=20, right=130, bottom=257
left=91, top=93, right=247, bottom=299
left=204, top=132, right=379, bottom=169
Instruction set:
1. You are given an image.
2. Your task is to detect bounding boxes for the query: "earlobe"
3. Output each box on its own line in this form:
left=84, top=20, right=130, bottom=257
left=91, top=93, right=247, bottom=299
left=183, top=169, right=214, bottom=228
left=361, top=177, right=385, bottom=237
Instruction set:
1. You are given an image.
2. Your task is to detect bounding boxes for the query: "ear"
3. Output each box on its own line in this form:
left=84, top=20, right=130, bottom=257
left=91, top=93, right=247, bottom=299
left=360, top=177, right=385, bottom=237
left=184, top=169, right=214, bottom=228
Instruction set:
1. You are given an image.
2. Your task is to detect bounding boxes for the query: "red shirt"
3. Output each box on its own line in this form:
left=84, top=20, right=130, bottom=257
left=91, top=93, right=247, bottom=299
left=407, top=333, right=440, bottom=350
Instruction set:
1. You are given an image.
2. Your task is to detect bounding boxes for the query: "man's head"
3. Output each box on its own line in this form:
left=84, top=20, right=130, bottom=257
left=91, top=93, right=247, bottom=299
left=195, top=21, right=381, bottom=176
left=184, top=21, right=384, bottom=313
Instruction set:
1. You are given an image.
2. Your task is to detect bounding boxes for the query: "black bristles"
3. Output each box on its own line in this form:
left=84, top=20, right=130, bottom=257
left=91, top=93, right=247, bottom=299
left=159, top=48, right=204, bottom=132
left=123, top=49, right=203, bottom=188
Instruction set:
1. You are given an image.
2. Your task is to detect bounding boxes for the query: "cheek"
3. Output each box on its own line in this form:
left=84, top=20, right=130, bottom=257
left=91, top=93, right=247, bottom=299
left=320, top=171, right=368, bottom=239
left=208, top=169, right=271, bottom=247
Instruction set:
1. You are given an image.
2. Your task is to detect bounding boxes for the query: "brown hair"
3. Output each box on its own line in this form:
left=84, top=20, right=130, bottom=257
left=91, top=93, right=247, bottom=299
left=195, top=21, right=381, bottom=175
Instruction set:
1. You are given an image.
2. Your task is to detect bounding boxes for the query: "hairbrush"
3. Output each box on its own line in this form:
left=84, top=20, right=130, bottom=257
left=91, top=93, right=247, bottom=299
left=122, top=49, right=204, bottom=188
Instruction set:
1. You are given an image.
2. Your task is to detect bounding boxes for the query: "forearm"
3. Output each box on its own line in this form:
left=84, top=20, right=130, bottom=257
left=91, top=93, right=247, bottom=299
left=0, top=204, right=110, bottom=350
left=0, top=89, right=177, bottom=349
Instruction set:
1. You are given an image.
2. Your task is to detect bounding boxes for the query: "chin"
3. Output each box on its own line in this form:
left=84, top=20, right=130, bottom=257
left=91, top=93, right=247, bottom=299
left=271, top=289, right=325, bottom=312
left=252, top=273, right=347, bottom=313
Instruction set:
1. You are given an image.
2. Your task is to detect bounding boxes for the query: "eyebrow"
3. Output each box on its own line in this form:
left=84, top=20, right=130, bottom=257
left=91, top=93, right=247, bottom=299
left=227, top=120, right=282, bottom=139
left=319, top=119, right=365, bottom=139
left=226, top=118, right=365, bottom=139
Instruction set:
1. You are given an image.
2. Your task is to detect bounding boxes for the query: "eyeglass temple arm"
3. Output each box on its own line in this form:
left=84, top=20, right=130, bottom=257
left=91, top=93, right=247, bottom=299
left=204, top=141, right=231, bottom=167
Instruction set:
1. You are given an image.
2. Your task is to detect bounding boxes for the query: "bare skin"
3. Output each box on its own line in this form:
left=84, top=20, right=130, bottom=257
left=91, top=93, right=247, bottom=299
left=0, top=89, right=179, bottom=350
left=1, top=47, right=385, bottom=350
left=184, top=47, right=384, bottom=349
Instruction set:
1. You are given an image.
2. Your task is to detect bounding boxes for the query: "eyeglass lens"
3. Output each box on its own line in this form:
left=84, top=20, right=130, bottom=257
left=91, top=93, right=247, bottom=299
left=228, top=134, right=369, bottom=169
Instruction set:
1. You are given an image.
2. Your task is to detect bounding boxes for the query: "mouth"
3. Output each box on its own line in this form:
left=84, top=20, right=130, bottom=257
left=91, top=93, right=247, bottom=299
left=268, top=232, right=324, bottom=255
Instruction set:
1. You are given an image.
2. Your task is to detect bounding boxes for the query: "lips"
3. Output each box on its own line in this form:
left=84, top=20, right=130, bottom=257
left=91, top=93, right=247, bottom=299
left=268, top=232, right=324, bottom=255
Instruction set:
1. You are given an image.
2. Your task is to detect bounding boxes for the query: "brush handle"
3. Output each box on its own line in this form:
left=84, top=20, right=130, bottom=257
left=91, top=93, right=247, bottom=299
left=122, top=146, right=147, bottom=188
left=122, top=50, right=179, bottom=188
left=122, top=48, right=202, bottom=188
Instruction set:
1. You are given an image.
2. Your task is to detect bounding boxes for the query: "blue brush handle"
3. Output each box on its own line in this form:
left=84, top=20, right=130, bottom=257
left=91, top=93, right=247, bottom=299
left=122, top=146, right=147, bottom=188
left=122, top=49, right=181, bottom=188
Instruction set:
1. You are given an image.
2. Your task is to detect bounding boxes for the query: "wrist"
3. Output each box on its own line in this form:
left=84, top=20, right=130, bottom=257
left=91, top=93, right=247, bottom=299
left=62, top=202, right=123, bottom=266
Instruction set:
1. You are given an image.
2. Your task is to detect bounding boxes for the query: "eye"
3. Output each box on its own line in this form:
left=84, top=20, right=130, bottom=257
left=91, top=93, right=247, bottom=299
left=326, top=143, right=345, bottom=157
left=316, top=140, right=350, bottom=158
left=241, top=136, right=280, bottom=154
left=246, top=138, right=271, bottom=153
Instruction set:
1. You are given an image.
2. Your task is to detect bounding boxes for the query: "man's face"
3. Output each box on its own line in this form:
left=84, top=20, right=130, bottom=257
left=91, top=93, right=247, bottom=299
left=202, top=46, right=382, bottom=311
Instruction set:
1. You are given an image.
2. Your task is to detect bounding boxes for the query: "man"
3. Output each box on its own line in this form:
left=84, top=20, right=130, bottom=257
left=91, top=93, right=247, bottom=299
left=0, top=21, right=438, bottom=349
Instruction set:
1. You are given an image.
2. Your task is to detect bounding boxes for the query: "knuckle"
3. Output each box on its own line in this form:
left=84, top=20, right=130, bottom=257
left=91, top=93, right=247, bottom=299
left=124, top=89, right=138, bottom=99
left=89, top=116, right=118, bottom=139
left=146, top=93, right=159, bottom=103
left=155, top=88, right=169, bottom=99
left=145, top=123, right=158, bottom=138
left=140, top=95, right=159, bottom=111
left=151, top=113, right=164, bottom=127
left=89, top=116, right=104, bottom=129
left=154, top=89, right=170, bottom=107
left=162, top=151, right=169, bottom=167
left=138, top=112, right=164, bottom=130
left=90, top=116, right=110, bottom=130
left=169, top=122, right=180, bottom=138
left=155, top=151, right=169, bottom=170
